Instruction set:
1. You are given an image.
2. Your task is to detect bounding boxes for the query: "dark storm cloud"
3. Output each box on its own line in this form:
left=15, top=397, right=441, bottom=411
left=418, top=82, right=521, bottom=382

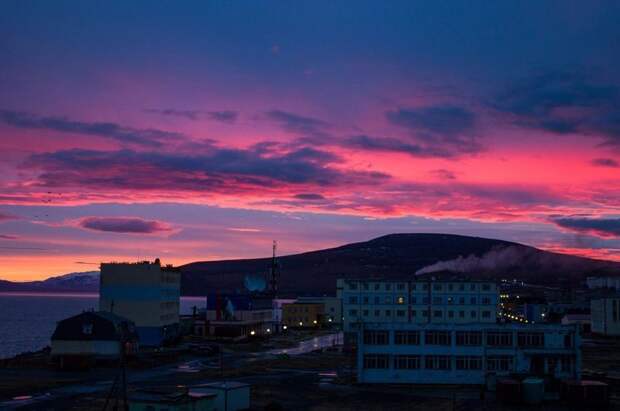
left=78, top=216, right=172, bottom=234
left=265, top=110, right=330, bottom=139
left=385, top=105, right=481, bottom=155
left=494, top=71, right=620, bottom=146
left=551, top=216, right=620, bottom=238
left=146, top=109, right=238, bottom=123
left=23, top=145, right=390, bottom=193
left=343, top=135, right=454, bottom=158
left=294, top=193, right=325, bottom=200
left=591, top=158, right=619, bottom=168
left=0, top=110, right=184, bottom=147
left=0, top=234, right=18, bottom=240
left=0, top=212, right=18, bottom=221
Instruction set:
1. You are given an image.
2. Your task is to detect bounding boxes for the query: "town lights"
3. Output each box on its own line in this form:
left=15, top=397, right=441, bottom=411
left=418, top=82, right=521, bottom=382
left=250, top=330, right=255, bottom=336
left=266, top=328, right=271, bottom=333
left=283, top=325, right=288, bottom=330
left=328, top=318, right=332, bottom=322
left=313, top=320, right=317, bottom=324
left=299, top=322, right=303, bottom=326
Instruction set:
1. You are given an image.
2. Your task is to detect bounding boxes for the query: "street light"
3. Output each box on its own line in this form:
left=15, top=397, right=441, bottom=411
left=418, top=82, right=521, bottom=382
left=250, top=330, right=255, bottom=336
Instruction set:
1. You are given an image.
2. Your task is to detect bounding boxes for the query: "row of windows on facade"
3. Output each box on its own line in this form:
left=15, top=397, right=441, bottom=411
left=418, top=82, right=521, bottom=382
left=347, top=282, right=493, bottom=292
left=347, top=295, right=494, bottom=305
left=349, top=308, right=494, bottom=320
left=362, top=354, right=572, bottom=373
left=362, top=330, right=573, bottom=348
left=286, top=306, right=313, bottom=313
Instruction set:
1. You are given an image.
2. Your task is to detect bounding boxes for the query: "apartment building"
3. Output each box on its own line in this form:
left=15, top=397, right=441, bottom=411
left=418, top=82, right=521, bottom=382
left=337, top=278, right=499, bottom=335
left=99, top=260, right=180, bottom=346
left=357, top=322, right=581, bottom=384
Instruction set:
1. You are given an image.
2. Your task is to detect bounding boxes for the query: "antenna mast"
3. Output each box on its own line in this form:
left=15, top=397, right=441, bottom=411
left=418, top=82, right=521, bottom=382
left=269, top=240, right=278, bottom=297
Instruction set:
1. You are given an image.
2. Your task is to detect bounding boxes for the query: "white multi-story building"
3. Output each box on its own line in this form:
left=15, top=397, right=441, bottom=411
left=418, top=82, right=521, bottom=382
left=591, top=297, right=620, bottom=336
left=357, top=322, right=581, bottom=384
left=100, top=260, right=180, bottom=346
left=337, top=278, right=499, bottom=335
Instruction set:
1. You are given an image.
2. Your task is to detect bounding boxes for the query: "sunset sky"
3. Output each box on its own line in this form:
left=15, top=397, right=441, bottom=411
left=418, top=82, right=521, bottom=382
left=1, top=1, right=620, bottom=281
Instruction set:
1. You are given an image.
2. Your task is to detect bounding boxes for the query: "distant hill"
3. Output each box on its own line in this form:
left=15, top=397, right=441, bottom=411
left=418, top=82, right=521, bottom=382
left=0, top=271, right=99, bottom=292
left=1, top=234, right=619, bottom=295
left=179, top=233, right=620, bottom=295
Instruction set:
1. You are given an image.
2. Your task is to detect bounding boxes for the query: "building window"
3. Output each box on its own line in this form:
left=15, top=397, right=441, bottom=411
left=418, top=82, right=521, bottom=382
left=487, top=331, right=513, bottom=347
left=363, top=354, right=390, bottom=369
left=82, top=323, right=93, bottom=335
left=425, top=355, right=451, bottom=370
left=385, top=310, right=391, bottom=317
left=433, top=284, right=442, bottom=291
left=363, top=330, right=389, bottom=345
left=470, top=297, right=477, bottom=304
left=448, top=284, right=453, bottom=291
left=349, top=282, right=358, bottom=290
left=411, top=310, right=417, bottom=317
left=362, top=282, right=369, bottom=290
left=459, top=297, right=465, bottom=304
left=385, top=296, right=392, bottom=304
left=397, top=296, right=405, bottom=304
left=433, top=310, right=443, bottom=318
left=448, top=310, right=454, bottom=318
left=482, top=311, right=491, bottom=318
left=456, top=331, right=482, bottom=346
left=459, top=284, right=465, bottom=291
left=459, top=311, right=465, bottom=318
left=411, top=296, right=417, bottom=304
left=470, top=284, right=476, bottom=291
left=397, top=283, right=405, bottom=291
left=395, top=330, right=420, bottom=345
left=349, top=296, right=358, bottom=304
left=362, top=310, right=369, bottom=317
left=374, top=283, right=380, bottom=291
left=363, top=296, right=369, bottom=304
left=517, top=332, right=544, bottom=347
left=471, top=310, right=477, bottom=318
left=422, top=297, right=429, bottom=304
left=425, top=330, right=451, bottom=345
left=433, top=297, right=442, bottom=304
left=385, top=283, right=392, bottom=291
left=412, top=284, right=417, bottom=291
left=482, top=297, right=491, bottom=304
left=349, top=309, right=358, bottom=316
left=482, top=284, right=491, bottom=291
left=394, top=355, right=420, bottom=369
left=564, top=334, right=573, bottom=348
left=374, top=309, right=380, bottom=316
left=423, top=284, right=429, bottom=291
left=456, top=356, right=482, bottom=370
left=447, top=297, right=453, bottom=304
left=487, top=356, right=513, bottom=371
left=396, top=310, right=406, bottom=317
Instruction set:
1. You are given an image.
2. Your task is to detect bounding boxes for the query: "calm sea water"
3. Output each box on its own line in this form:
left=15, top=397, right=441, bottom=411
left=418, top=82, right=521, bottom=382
left=0, top=293, right=207, bottom=359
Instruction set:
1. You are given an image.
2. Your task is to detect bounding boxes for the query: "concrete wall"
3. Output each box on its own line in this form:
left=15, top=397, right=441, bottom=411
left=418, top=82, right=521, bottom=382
left=591, top=298, right=620, bottom=336
left=51, top=340, right=119, bottom=357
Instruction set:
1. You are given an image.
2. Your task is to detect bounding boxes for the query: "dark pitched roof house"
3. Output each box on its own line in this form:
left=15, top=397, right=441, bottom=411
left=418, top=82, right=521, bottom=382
left=52, top=311, right=138, bottom=342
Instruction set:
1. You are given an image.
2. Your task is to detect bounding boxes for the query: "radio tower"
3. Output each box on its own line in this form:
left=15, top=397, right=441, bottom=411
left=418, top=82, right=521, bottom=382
left=268, top=240, right=279, bottom=297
